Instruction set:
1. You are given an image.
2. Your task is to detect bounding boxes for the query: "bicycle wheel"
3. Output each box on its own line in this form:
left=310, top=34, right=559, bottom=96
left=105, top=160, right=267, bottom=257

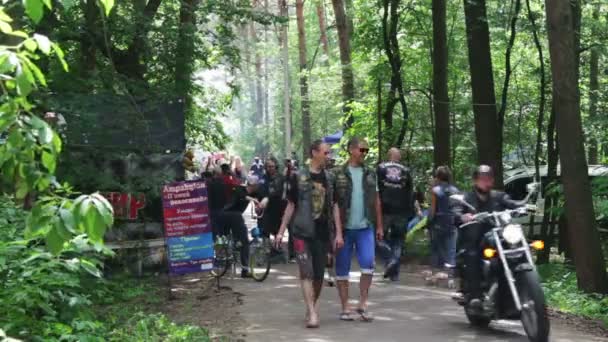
left=249, top=239, right=271, bottom=282
left=211, top=241, right=230, bottom=278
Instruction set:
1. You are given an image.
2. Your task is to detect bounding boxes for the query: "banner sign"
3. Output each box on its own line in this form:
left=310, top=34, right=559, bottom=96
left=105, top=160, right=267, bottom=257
left=102, top=192, right=146, bottom=220
left=162, top=181, right=213, bottom=275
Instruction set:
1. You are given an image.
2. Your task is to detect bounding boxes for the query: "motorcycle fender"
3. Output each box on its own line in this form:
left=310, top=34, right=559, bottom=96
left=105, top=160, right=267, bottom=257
left=513, top=263, right=533, bottom=273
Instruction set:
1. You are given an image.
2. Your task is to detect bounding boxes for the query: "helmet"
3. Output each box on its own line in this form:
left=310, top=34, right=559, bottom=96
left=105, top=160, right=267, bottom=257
left=472, top=165, right=493, bottom=179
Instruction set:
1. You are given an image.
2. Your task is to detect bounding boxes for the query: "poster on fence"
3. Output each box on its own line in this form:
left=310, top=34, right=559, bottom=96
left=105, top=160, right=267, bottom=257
left=162, top=180, right=214, bottom=275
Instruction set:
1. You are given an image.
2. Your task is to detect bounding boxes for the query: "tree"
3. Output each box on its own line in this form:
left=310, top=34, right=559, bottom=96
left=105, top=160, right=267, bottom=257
left=432, top=0, right=450, bottom=167
left=545, top=0, right=608, bottom=294
left=296, top=0, right=312, bottom=160
left=463, top=0, right=503, bottom=187
left=587, top=3, right=600, bottom=164
left=381, top=0, right=410, bottom=147
left=279, top=0, right=292, bottom=156
left=331, top=0, right=355, bottom=128
left=316, top=0, right=330, bottom=58
left=175, top=0, right=200, bottom=104
left=251, top=1, right=266, bottom=154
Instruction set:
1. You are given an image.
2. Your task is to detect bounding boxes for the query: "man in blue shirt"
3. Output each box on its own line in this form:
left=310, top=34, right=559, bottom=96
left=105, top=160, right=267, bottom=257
left=333, top=137, right=383, bottom=322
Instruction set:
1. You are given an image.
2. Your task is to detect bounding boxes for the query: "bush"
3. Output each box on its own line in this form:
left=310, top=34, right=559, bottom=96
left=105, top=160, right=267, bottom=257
left=0, top=196, right=111, bottom=341
left=538, top=263, right=608, bottom=326
left=108, top=313, right=210, bottom=342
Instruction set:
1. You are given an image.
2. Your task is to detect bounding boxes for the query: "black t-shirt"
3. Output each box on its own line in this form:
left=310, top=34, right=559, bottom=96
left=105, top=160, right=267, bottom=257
left=287, top=171, right=330, bottom=241
left=207, top=177, right=227, bottom=212
left=262, top=174, right=287, bottom=221
left=224, top=186, right=266, bottom=213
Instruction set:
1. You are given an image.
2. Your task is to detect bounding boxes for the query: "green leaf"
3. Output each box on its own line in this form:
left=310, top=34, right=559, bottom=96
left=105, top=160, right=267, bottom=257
left=41, top=0, right=52, bottom=9
left=0, top=9, right=13, bottom=22
left=23, top=58, right=46, bottom=86
left=36, top=175, right=51, bottom=191
left=50, top=217, right=70, bottom=240
left=38, top=123, right=53, bottom=144
left=59, top=208, right=76, bottom=233
left=15, top=66, right=33, bottom=96
left=51, top=43, right=68, bottom=71
left=15, top=181, right=29, bottom=200
left=41, top=150, right=56, bottom=172
left=8, top=30, right=29, bottom=38
left=23, top=0, right=44, bottom=24
left=98, top=0, right=114, bottom=16
left=86, top=207, right=106, bottom=243
left=80, top=259, right=102, bottom=278
left=33, top=34, right=51, bottom=54
left=0, top=20, right=11, bottom=33
left=23, top=38, right=37, bottom=52
left=51, top=132, right=62, bottom=153
left=91, top=193, right=114, bottom=226
left=45, top=225, right=64, bottom=254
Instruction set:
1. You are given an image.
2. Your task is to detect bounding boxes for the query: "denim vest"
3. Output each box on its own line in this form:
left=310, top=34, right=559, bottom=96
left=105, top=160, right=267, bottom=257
left=431, top=182, right=459, bottom=230
left=333, top=164, right=378, bottom=228
left=292, top=167, right=335, bottom=239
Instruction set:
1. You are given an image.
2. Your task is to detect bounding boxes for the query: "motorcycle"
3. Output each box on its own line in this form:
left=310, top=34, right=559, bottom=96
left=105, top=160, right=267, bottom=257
left=450, top=191, right=550, bottom=342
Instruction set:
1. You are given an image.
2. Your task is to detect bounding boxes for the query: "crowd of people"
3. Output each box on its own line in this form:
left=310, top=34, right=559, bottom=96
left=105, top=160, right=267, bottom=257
left=201, top=137, right=517, bottom=329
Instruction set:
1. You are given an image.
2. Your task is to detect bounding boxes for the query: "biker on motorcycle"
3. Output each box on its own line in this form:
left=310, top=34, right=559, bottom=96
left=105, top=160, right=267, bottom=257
left=454, top=165, right=522, bottom=309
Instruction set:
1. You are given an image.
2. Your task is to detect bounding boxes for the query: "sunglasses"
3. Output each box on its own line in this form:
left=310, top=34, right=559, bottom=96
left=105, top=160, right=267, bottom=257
left=359, top=148, right=370, bottom=154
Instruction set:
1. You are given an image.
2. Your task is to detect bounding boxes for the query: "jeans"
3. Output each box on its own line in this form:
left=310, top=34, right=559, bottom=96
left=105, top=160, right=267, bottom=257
left=218, top=210, right=250, bottom=270
left=335, top=227, right=375, bottom=280
left=430, top=226, right=457, bottom=270
left=378, top=215, right=408, bottom=279
left=458, top=222, right=488, bottom=299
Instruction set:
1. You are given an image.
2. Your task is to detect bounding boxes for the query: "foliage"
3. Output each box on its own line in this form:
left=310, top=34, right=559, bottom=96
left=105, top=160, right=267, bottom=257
left=107, top=313, right=210, bottom=342
left=539, top=263, right=608, bottom=327
left=0, top=196, right=113, bottom=340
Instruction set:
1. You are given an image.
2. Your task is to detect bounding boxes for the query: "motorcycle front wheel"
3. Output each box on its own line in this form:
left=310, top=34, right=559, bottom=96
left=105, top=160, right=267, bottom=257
left=516, top=270, right=550, bottom=342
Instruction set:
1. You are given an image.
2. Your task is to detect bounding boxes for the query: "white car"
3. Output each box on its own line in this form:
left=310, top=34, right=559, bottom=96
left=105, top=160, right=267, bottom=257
left=504, top=165, right=608, bottom=236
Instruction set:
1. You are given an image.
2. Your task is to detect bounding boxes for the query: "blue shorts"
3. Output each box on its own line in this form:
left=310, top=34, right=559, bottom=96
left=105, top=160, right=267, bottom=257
left=335, top=227, right=375, bottom=280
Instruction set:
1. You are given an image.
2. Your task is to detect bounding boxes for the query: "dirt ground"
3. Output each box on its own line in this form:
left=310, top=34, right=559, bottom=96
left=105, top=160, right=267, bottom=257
left=142, top=273, right=247, bottom=341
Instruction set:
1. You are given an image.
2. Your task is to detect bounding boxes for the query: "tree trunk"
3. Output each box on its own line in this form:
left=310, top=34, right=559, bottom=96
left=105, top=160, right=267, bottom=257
left=463, top=0, right=503, bottom=188
left=432, top=0, right=450, bottom=167
left=545, top=0, right=608, bottom=294
left=241, top=23, right=258, bottom=128
left=526, top=0, right=546, bottom=183
left=263, top=0, right=270, bottom=126
left=316, top=1, right=330, bottom=58
left=279, top=0, right=292, bottom=157
left=331, top=0, right=355, bottom=129
left=344, top=0, right=354, bottom=37
left=538, top=106, right=557, bottom=264
left=587, top=3, right=600, bottom=165
left=251, top=21, right=264, bottom=127
left=377, top=77, right=383, bottom=157
left=296, top=0, right=312, bottom=161
left=175, top=0, right=199, bottom=104
left=497, top=0, right=521, bottom=155
left=382, top=0, right=410, bottom=148
left=80, top=0, right=98, bottom=76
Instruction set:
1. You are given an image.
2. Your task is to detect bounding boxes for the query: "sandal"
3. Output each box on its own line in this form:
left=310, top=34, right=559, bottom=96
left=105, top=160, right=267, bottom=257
left=339, top=311, right=356, bottom=321
left=356, top=308, right=374, bottom=322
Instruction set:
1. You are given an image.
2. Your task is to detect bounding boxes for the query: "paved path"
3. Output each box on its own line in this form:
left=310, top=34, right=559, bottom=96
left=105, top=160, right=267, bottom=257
left=227, top=263, right=607, bottom=342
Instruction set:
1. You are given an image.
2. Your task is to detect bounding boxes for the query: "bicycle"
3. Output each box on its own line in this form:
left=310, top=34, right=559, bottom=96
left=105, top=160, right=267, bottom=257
left=211, top=200, right=272, bottom=282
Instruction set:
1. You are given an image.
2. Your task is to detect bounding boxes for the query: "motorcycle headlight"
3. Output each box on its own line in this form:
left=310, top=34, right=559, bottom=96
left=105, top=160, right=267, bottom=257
left=503, top=224, right=524, bottom=244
